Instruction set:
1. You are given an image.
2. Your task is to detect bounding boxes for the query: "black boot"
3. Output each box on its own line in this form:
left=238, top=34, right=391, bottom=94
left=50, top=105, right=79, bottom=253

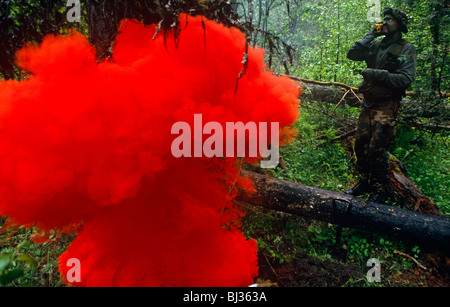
left=345, top=179, right=371, bottom=196
left=368, top=189, right=389, bottom=204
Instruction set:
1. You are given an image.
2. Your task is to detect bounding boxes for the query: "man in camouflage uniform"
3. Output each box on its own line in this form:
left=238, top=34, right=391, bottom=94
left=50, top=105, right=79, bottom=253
left=346, top=8, right=417, bottom=204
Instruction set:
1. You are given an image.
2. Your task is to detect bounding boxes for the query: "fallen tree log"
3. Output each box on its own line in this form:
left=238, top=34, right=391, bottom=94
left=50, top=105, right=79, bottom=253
left=237, top=170, right=450, bottom=253
left=288, top=77, right=450, bottom=120
left=287, top=76, right=362, bottom=107
left=404, top=120, right=450, bottom=132
left=297, top=83, right=362, bottom=107
left=288, top=75, right=449, bottom=100
left=288, top=76, right=359, bottom=92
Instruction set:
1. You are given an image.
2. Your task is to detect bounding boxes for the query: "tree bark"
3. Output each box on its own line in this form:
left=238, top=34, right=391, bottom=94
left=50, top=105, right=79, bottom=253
left=288, top=77, right=449, bottom=119
left=299, top=83, right=362, bottom=107
left=237, top=170, right=450, bottom=252
left=287, top=76, right=363, bottom=107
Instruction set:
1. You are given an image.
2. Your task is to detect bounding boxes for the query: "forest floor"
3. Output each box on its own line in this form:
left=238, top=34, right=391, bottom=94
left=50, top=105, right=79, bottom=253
left=1, top=205, right=450, bottom=287
left=255, top=241, right=450, bottom=287
left=257, top=250, right=365, bottom=287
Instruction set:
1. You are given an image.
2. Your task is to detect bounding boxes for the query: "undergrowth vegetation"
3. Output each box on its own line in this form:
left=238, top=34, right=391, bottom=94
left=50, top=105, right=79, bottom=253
left=0, top=98, right=448, bottom=287
left=0, top=220, right=74, bottom=287
left=242, top=98, right=449, bottom=287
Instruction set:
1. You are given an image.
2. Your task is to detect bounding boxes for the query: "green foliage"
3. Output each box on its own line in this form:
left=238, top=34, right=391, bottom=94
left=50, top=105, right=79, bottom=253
left=0, top=225, right=74, bottom=287
left=273, top=99, right=357, bottom=192
left=243, top=93, right=448, bottom=286
left=392, top=124, right=450, bottom=214
left=243, top=0, right=449, bottom=101
left=0, top=242, right=38, bottom=287
left=242, top=210, right=303, bottom=264
left=0, top=0, right=83, bottom=79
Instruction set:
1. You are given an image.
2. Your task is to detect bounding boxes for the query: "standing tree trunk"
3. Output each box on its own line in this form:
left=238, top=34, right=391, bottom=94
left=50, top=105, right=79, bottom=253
left=334, top=1, right=340, bottom=83
left=253, top=0, right=263, bottom=45
left=429, top=1, right=444, bottom=96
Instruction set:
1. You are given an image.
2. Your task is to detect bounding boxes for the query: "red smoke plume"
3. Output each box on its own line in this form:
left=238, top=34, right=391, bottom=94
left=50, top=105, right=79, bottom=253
left=0, top=15, right=300, bottom=286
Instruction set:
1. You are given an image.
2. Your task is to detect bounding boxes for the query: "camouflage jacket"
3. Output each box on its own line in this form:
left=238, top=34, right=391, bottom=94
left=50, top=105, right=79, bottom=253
left=347, top=33, right=417, bottom=107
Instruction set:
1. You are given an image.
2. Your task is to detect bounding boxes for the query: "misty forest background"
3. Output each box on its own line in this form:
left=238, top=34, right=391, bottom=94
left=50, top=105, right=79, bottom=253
left=0, top=0, right=449, bottom=287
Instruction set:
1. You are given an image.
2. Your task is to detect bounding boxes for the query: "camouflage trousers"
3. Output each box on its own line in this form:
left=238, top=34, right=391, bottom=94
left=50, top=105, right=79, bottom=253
left=354, top=100, right=399, bottom=189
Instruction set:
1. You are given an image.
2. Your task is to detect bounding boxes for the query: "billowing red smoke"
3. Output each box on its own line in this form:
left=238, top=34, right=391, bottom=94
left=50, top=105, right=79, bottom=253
left=0, top=15, right=300, bottom=286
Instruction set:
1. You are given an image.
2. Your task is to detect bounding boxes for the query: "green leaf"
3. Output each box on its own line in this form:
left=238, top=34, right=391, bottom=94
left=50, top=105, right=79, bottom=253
left=16, top=255, right=38, bottom=268
left=0, top=268, right=25, bottom=286
left=0, top=253, right=12, bottom=272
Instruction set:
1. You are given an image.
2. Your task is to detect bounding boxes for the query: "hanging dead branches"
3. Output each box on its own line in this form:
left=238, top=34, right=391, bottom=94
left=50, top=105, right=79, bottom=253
left=1, top=0, right=296, bottom=81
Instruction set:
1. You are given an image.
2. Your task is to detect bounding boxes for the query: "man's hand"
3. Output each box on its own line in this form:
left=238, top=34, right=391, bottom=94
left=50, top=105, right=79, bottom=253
left=370, top=22, right=390, bottom=37
left=370, top=23, right=384, bottom=37
left=360, top=68, right=388, bottom=82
